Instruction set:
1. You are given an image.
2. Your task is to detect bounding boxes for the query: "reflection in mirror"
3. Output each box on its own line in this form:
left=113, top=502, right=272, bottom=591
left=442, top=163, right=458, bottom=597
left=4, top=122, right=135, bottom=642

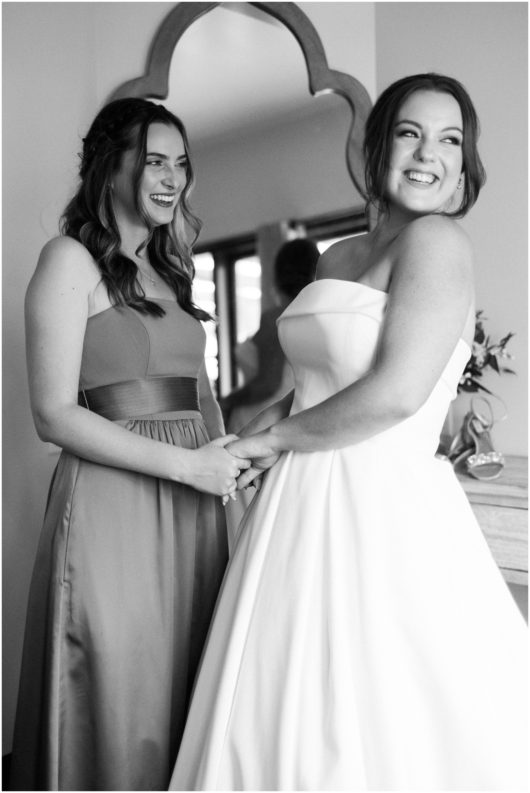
left=146, top=4, right=365, bottom=388
left=159, top=3, right=359, bottom=240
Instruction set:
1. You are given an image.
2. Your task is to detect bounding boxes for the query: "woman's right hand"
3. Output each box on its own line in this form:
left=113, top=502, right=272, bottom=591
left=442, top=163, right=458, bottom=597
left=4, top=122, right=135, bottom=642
left=184, top=435, right=250, bottom=496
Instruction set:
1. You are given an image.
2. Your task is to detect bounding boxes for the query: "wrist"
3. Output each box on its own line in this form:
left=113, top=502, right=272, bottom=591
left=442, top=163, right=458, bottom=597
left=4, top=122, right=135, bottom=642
left=167, top=445, right=194, bottom=485
left=266, top=423, right=285, bottom=454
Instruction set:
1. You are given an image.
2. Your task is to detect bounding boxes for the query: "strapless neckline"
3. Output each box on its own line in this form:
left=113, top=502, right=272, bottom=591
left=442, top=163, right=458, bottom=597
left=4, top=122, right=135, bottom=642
left=291, top=278, right=472, bottom=354
left=312, top=278, right=389, bottom=297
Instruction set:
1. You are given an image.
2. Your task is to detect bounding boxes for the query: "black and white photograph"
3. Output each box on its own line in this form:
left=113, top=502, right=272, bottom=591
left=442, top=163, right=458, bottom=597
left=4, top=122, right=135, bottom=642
left=2, top=2, right=528, bottom=791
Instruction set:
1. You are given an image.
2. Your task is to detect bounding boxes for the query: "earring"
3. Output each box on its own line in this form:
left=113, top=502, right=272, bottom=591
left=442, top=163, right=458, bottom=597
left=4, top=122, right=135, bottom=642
left=457, top=176, right=463, bottom=190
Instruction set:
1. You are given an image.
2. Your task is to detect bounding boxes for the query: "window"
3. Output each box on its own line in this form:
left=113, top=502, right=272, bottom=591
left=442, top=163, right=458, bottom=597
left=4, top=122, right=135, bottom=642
left=192, top=252, right=218, bottom=383
left=194, top=208, right=368, bottom=394
left=234, top=256, right=262, bottom=344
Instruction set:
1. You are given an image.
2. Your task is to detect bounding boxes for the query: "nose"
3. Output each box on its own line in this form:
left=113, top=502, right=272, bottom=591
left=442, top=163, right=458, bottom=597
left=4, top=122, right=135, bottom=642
left=161, top=164, right=184, bottom=189
left=413, top=138, right=436, bottom=163
left=162, top=166, right=176, bottom=187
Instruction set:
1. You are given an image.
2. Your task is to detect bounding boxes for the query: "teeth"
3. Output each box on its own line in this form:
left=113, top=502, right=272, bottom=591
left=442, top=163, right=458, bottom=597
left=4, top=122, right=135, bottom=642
left=407, top=171, right=436, bottom=184
left=150, top=194, right=174, bottom=204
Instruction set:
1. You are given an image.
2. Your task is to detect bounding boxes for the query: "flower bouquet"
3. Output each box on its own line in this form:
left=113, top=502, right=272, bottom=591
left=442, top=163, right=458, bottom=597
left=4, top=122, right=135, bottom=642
left=458, top=310, right=515, bottom=394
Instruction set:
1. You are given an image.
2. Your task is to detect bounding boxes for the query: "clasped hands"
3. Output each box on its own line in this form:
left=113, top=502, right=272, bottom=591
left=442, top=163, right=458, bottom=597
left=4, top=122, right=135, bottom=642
left=227, top=430, right=280, bottom=493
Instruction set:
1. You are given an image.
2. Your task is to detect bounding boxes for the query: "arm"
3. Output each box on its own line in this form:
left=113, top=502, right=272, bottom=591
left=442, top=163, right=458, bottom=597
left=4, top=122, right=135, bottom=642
left=228, top=390, right=295, bottom=489
left=26, top=237, right=245, bottom=495
left=229, top=216, right=474, bottom=458
left=230, top=390, right=294, bottom=440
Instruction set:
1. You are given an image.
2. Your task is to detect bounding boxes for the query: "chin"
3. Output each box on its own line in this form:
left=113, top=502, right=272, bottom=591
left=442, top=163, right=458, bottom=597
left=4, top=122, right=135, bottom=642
left=148, top=211, right=175, bottom=228
left=401, top=197, right=451, bottom=218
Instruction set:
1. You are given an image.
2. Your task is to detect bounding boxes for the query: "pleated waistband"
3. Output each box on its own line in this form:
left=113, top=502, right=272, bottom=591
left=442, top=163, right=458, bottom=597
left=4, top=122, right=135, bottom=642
left=79, top=377, right=200, bottom=421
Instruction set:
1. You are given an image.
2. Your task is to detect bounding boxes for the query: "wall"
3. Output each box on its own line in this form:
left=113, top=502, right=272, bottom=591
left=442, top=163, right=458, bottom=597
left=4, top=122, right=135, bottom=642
left=3, top=1, right=95, bottom=754
left=375, top=1, right=528, bottom=456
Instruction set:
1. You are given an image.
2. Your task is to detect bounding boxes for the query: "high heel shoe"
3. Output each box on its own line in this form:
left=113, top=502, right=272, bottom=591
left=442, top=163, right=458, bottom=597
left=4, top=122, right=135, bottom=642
left=451, top=396, right=505, bottom=481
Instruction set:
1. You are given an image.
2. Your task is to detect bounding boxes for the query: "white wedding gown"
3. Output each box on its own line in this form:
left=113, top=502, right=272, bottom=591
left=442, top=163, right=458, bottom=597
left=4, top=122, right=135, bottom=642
left=170, top=280, right=528, bottom=791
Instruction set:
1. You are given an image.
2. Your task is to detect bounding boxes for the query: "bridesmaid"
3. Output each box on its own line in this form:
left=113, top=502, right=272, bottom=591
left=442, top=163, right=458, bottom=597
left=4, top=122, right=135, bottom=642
left=10, top=97, right=248, bottom=791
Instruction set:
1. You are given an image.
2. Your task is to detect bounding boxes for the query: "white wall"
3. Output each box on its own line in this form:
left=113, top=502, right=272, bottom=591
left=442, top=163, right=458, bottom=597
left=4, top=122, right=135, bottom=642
left=3, top=2, right=96, bottom=753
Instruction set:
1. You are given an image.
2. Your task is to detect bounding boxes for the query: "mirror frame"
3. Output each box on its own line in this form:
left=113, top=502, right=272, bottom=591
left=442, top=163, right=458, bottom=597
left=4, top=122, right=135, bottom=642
left=108, top=1, right=372, bottom=198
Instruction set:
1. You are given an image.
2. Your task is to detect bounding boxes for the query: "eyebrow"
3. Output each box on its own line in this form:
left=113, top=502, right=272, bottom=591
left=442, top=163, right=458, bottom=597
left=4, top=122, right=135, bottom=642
left=146, top=151, right=188, bottom=160
left=395, top=119, right=463, bottom=133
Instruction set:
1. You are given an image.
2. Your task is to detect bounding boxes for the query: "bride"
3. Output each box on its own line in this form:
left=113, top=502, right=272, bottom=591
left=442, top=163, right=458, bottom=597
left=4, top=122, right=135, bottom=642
left=170, top=73, right=528, bottom=791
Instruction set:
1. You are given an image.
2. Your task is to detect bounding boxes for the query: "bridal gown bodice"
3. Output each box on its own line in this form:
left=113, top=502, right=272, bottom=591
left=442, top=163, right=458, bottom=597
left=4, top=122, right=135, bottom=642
left=280, top=278, right=469, bottom=456
left=170, top=278, right=527, bottom=792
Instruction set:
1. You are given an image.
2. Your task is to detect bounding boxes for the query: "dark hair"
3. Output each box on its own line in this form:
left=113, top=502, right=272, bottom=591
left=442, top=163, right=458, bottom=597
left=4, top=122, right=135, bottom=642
left=61, top=97, right=210, bottom=320
left=274, top=238, right=320, bottom=300
left=363, top=73, right=486, bottom=219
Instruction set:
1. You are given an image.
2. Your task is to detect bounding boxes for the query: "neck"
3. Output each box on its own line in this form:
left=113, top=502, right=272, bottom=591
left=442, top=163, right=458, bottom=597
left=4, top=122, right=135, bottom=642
left=122, top=244, right=149, bottom=264
left=114, top=210, right=150, bottom=262
left=372, top=205, right=423, bottom=246
left=372, top=218, right=409, bottom=248
left=119, top=232, right=151, bottom=264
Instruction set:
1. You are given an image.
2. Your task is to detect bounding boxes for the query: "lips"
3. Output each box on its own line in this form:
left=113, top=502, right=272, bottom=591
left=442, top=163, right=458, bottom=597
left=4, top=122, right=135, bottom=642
left=150, top=193, right=176, bottom=207
left=405, top=170, right=438, bottom=185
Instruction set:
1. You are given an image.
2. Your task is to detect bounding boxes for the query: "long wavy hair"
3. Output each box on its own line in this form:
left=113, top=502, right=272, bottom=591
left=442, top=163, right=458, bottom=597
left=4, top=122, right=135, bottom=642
left=363, top=73, right=486, bottom=219
left=61, top=97, right=210, bottom=319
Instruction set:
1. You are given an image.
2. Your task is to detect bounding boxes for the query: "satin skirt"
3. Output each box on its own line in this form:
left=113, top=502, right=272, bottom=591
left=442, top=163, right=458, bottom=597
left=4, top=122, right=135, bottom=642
left=10, top=414, right=228, bottom=791
left=170, top=445, right=528, bottom=791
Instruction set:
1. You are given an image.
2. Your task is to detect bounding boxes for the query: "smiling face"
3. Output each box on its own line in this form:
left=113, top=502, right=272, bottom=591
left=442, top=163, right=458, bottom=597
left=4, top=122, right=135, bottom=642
left=111, top=122, right=188, bottom=233
left=384, top=90, right=464, bottom=221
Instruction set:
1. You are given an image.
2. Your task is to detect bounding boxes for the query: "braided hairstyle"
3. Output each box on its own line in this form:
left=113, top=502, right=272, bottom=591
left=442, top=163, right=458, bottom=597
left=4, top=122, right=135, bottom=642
left=61, top=97, right=210, bottom=319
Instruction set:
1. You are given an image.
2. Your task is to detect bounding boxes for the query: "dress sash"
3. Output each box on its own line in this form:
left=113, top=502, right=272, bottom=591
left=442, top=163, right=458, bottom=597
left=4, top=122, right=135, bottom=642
left=79, top=376, right=200, bottom=421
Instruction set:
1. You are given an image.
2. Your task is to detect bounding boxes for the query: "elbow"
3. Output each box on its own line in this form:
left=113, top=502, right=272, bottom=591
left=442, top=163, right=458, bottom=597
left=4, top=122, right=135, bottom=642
left=369, top=366, right=428, bottom=423
left=388, top=388, right=426, bottom=420
left=32, top=408, right=64, bottom=444
left=33, top=415, right=56, bottom=443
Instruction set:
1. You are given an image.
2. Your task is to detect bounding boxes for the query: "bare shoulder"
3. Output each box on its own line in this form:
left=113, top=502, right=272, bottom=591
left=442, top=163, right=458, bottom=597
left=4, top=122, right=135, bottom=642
left=398, top=215, right=472, bottom=259
left=38, top=235, right=97, bottom=270
left=30, top=236, right=100, bottom=293
left=26, top=236, right=101, bottom=309
left=394, top=215, right=473, bottom=288
left=316, top=235, right=366, bottom=280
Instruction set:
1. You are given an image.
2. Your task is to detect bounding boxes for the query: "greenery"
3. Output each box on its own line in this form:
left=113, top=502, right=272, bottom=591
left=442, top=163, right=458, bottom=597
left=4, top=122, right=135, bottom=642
left=458, top=310, right=516, bottom=394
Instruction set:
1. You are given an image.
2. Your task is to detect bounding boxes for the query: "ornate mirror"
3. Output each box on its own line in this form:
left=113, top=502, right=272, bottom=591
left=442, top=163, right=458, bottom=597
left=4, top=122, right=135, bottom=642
left=109, top=2, right=373, bottom=391
left=109, top=1, right=372, bottom=198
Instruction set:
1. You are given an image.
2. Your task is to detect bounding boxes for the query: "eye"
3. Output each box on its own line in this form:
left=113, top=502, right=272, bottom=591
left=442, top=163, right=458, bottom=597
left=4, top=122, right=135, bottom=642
left=176, top=159, right=189, bottom=170
left=442, top=136, right=462, bottom=146
left=146, top=159, right=164, bottom=168
left=397, top=128, right=419, bottom=138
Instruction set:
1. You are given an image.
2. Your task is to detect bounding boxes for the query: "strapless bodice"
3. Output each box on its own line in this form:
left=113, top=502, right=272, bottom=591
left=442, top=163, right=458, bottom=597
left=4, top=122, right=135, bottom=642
left=79, top=300, right=206, bottom=391
left=278, top=279, right=470, bottom=455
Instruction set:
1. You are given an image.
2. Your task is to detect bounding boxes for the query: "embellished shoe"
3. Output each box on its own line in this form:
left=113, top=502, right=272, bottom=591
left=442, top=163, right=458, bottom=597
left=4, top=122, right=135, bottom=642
left=462, top=397, right=505, bottom=481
